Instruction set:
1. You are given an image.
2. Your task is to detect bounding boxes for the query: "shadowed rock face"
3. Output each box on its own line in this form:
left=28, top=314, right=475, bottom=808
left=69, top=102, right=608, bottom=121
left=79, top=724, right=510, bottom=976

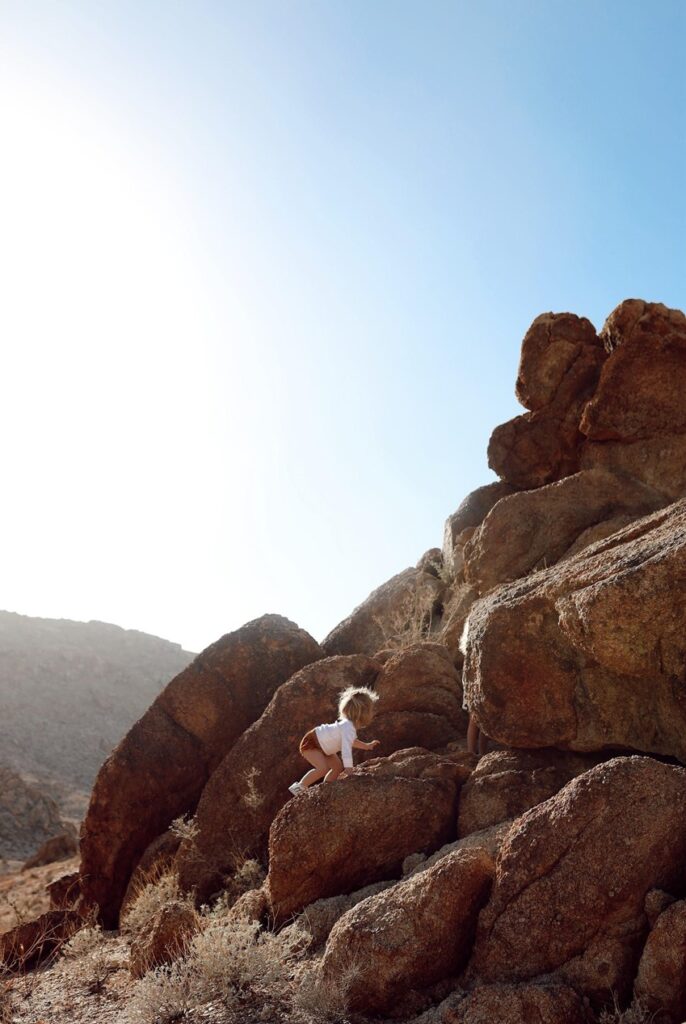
left=488, top=312, right=606, bottom=489
left=419, top=983, right=588, bottom=1024
left=462, top=499, right=686, bottom=761
left=468, top=757, right=686, bottom=1005
left=322, top=568, right=445, bottom=657
left=318, top=847, right=494, bottom=1015
left=457, top=748, right=604, bottom=838
left=79, top=614, right=322, bottom=926
left=633, top=898, right=686, bottom=1021
left=266, top=749, right=472, bottom=923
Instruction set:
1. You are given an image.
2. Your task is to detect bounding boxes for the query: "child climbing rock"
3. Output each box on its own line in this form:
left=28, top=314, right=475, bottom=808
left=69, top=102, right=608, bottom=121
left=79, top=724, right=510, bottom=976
left=288, top=686, right=380, bottom=796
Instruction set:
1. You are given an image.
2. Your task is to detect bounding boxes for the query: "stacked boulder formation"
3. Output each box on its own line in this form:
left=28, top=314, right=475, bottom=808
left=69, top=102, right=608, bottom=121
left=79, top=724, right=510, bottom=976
left=12, top=299, right=686, bottom=1023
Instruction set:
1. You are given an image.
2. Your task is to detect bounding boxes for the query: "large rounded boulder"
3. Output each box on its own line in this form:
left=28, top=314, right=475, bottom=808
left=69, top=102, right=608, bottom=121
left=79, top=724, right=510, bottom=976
left=468, top=757, right=686, bottom=1004
left=79, top=614, right=321, bottom=926
left=266, top=749, right=472, bottom=922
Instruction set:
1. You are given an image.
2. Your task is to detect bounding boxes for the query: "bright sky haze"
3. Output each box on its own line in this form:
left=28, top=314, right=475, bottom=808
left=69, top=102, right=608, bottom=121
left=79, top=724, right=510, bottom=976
left=1, top=1, right=684, bottom=651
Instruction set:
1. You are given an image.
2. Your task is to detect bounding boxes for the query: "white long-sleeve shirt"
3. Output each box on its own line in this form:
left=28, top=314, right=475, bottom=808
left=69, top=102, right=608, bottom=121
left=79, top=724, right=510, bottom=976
left=315, top=718, right=357, bottom=768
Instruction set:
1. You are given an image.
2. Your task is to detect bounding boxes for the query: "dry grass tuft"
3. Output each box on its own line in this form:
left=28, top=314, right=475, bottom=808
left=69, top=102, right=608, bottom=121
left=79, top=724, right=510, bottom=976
left=121, top=869, right=186, bottom=940
left=293, top=958, right=359, bottom=1022
left=598, top=995, right=658, bottom=1024
left=126, top=917, right=309, bottom=1022
left=372, top=587, right=440, bottom=651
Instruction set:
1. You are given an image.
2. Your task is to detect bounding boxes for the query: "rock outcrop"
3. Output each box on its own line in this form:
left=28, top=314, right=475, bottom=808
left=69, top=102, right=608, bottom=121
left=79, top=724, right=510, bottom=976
left=0, top=765, right=66, bottom=861
left=322, top=568, right=445, bottom=656
left=129, top=900, right=198, bottom=978
left=463, top=468, right=664, bottom=592
left=318, top=848, right=494, bottom=1015
left=415, top=983, right=587, bottom=1024
left=266, top=749, right=471, bottom=922
left=80, top=615, right=321, bottom=926
left=176, top=655, right=379, bottom=900
left=468, top=757, right=686, bottom=1004
left=462, top=499, right=686, bottom=760
left=581, top=300, right=686, bottom=499
left=488, top=312, right=606, bottom=489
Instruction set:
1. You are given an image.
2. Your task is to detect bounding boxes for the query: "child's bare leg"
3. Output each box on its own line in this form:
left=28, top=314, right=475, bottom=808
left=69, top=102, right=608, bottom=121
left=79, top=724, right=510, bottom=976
left=467, top=715, right=480, bottom=756
left=324, top=753, right=344, bottom=783
left=299, top=749, right=331, bottom=788
left=478, top=730, right=489, bottom=757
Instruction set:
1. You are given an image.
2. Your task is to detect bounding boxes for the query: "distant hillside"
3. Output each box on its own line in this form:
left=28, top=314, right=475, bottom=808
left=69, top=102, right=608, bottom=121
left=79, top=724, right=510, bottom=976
left=0, top=611, right=194, bottom=815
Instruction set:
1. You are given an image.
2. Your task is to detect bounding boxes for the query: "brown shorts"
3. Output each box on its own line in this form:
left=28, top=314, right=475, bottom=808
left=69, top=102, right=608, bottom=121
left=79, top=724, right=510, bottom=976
left=299, top=728, right=323, bottom=755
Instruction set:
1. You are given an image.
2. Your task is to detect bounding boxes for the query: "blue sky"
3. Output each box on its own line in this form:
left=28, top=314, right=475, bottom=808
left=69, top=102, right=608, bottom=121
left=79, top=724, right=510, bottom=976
left=1, top=1, right=684, bottom=651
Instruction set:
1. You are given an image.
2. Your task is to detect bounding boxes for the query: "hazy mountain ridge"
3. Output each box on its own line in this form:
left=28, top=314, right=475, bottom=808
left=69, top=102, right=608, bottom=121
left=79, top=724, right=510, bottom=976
left=0, top=611, right=194, bottom=813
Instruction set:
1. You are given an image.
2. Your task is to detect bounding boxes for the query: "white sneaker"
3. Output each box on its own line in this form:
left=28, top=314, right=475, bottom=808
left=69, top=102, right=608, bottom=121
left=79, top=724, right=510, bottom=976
left=288, top=782, right=305, bottom=797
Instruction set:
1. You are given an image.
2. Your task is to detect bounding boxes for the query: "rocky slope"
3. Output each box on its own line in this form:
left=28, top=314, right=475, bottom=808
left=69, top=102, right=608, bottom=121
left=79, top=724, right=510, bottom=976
left=0, top=611, right=194, bottom=814
left=4, top=298, right=686, bottom=1024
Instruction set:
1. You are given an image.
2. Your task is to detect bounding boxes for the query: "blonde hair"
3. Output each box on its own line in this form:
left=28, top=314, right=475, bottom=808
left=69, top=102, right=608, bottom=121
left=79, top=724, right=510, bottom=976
left=338, top=686, right=379, bottom=728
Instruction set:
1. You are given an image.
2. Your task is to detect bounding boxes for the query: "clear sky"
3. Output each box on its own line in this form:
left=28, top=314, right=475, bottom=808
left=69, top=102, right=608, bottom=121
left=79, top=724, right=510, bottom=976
left=1, top=1, right=684, bottom=652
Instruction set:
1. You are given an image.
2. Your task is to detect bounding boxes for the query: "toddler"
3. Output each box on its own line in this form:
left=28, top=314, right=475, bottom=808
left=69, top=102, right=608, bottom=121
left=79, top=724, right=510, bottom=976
left=288, top=686, right=380, bottom=796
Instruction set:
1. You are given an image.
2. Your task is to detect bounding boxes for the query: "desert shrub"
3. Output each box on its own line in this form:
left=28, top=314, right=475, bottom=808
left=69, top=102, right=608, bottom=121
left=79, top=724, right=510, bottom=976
left=293, top=958, right=359, bottom=1023
left=597, top=995, right=658, bottom=1024
left=372, top=587, right=440, bottom=651
left=127, top=918, right=309, bottom=1022
left=122, top=869, right=194, bottom=940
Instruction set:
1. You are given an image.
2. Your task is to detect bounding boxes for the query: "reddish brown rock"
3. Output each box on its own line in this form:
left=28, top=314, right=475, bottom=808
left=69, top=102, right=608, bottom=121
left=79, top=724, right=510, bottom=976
left=468, top=758, right=686, bottom=1004
left=22, top=831, right=78, bottom=871
left=443, top=483, right=515, bottom=576
left=633, top=898, right=686, bottom=1022
left=291, top=880, right=394, bottom=951
left=463, top=468, right=664, bottom=593
left=120, top=829, right=182, bottom=917
left=0, top=909, right=82, bottom=970
left=418, top=983, right=587, bottom=1024
left=176, top=655, right=379, bottom=900
left=322, top=568, right=445, bottom=656
left=405, top=821, right=511, bottom=880
left=489, top=313, right=605, bottom=489
left=266, top=749, right=471, bottom=922
left=462, top=500, right=686, bottom=760
left=80, top=615, right=322, bottom=926
left=371, top=643, right=467, bottom=736
left=318, top=848, right=494, bottom=1015
left=457, top=749, right=603, bottom=838
left=129, top=899, right=198, bottom=978
left=47, top=870, right=81, bottom=911
left=580, top=301, right=686, bottom=499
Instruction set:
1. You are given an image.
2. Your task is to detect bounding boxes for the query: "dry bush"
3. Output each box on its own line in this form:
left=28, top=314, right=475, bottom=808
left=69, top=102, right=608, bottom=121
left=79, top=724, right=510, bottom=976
left=293, top=958, right=359, bottom=1022
left=63, top=923, right=117, bottom=994
left=127, top=917, right=309, bottom=1022
left=169, top=814, right=199, bottom=846
left=122, top=867, right=198, bottom=949
left=597, top=995, right=658, bottom=1024
left=241, top=766, right=264, bottom=809
left=372, top=587, right=440, bottom=651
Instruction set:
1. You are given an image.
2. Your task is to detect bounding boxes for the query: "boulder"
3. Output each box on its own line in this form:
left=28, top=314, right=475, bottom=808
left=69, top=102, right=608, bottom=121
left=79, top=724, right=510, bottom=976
left=370, top=643, right=467, bottom=739
left=580, top=300, right=686, bottom=499
left=438, top=583, right=478, bottom=665
left=317, top=848, right=494, bottom=1015
left=489, top=313, right=606, bottom=489
left=413, top=983, right=587, bottom=1024
left=0, top=909, right=82, bottom=970
left=463, top=468, right=664, bottom=593
left=79, top=614, right=321, bottom=926
left=633, top=898, right=686, bottom=1022
left=129, top=899, right=198, bottom=978
left=468, top=757, right=686, bottom=1004
left=22, top=831, right=78, bottom=870
left=443, top=483, right=515, bottom=577
left=290, top=880, right=394, bottom=951
left=0, top=765, right=66, bottom=861
left=266, top=749, right=471, bottom=922
left=462, top=500, right=686, bottom=760
left=176, top=655, right=379, bottom=901
left=322, top=568, right=444, bottom=656
left=120, top=829, right=182, bottom=917
left=457, top=749, right=603, bottom=837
